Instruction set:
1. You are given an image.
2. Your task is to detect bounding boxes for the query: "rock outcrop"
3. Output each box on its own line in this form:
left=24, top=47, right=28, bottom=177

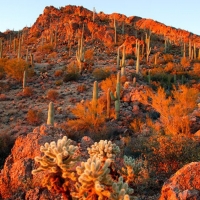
left=0, top=124, right=65, bottom=199
left=159, top=162, right=200, bottom=200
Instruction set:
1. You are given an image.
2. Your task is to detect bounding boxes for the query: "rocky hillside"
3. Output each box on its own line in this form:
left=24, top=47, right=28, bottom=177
left=0, top=5, right=200, bottom=200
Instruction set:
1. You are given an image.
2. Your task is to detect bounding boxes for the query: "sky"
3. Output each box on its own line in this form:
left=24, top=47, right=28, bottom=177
left=0, top=0, right=200, bottom=35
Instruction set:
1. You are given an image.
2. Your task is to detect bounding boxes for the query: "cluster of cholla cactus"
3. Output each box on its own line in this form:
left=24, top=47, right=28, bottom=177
left=32, top=136, right=79, bottom=195
left=32, top=137, right=147, bottom=199
left=87, top=140, right=120, bottom=161
left=121, top=155, right=149, bottom=185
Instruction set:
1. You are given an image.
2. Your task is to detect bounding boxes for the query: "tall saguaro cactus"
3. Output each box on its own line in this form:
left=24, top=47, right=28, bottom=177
left=17, top=39, right=21, bottom=59
left=23, top=70, right=27, bottom=92
left=145, top=33, right=151, bottom=62
left=114, top=18, right=117, bottom=44
left=121, top=45, right=126, bottom=76
left=93, top=7, right=96, bottom=22
left=76, top=24, right=85, bottom=73
left=110, top=72, right=121, bottom=120
left=107, top=88, right=111, bottom=119
left=136, top=40, right=140, bottom=74
left=47, top=102, right=54, bottom=126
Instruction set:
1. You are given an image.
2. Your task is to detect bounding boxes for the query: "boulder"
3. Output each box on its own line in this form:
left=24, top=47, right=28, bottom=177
left=0, top=124, right=65, bottom=199
left=159, top=162, right=200, bottom=200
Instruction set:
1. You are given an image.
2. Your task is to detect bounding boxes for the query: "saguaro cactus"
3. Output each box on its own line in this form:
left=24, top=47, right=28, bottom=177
left=107, top=88, right=111, bottom=118
left=145, top=33, right=151, bottom=62
left=121, top=45, right=126, bottom=76
left=47, top=102, right=54, bottom=126
left=76, top=25, right=85, bottom=73
left=93, top=7, right=96, bottom=22
left=117, top=47, right=120, bottom=70
left=136, top=40, right=140, bottom=74
left=17, top=39, right=21, bottom=59
left=92, top=81, right=98, bottom=110
left=23, top=70, right=27, bottom=92
left=114, top=18, right=117, bottom=44
left=110, top=72, right=121, bottom=120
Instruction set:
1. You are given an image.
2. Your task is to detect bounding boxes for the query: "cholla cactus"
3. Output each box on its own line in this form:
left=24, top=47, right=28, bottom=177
left=122, top=155, right=149, bottom=184
left=87, top=140, right=120, bottom=162
left=110, top=176, right=134, bottom=200
left=74, top=156, right=113, bottom=199
left=32, top=136, right=79, bottom=192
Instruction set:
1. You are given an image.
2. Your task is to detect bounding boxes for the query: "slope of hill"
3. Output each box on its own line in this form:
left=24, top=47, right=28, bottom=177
left=0, top=5, right=200, bottom=200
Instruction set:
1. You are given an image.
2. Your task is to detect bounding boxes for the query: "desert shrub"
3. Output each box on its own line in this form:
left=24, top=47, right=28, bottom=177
left=130, top=118, right=145, bottom=133
left=47, top=52, right=57, bottom=59
left=47, top=89, right=59, bottom=101
left=128, top=59, right=134, bottom=66
left=127, top=133, right=200, bottom=192
left=54, top=69, right=63, bottom=77
left=0, top=132, right=15, bottom=167
left=0, top=93, right=7, bottom=100
left=27, top=37, right=38, bottom=45
left=67, top=99, right=107, bottom=136
left=190, top=62, right=200, bottom=78
left=27, top=108, right=43, bottom=125
left=181, top=57, right=190, bottom=69
left=0, top=58, right=8, bottom=79
left=77, top=84, right=87, bottom=93
left=23, top=86, right=33, bottom=97
left=140, top=85, right=199, bottom=135
left=84, top=48, right=94, bottom=62
left=100, top=74, right=119, bottom=93
left=143, top=67, right=174, bottom=89
left=120, top=75, right=127, bottom=84
left=164, top=62, right=174, bottom=73
left=55, top=79, right=63, bottom=86
left=4, top=58, right=29, bottom=81
left=38, top=43, right=54, bottom=54
left=92, top=67, right=111, bottom=80
left=163, top=54, right=174, bottom=63
left=63, top=61, right=80, bottom=82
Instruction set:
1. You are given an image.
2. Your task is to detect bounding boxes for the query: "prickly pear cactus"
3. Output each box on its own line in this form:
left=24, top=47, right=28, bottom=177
left=87, top=140, right=120, bottom=162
